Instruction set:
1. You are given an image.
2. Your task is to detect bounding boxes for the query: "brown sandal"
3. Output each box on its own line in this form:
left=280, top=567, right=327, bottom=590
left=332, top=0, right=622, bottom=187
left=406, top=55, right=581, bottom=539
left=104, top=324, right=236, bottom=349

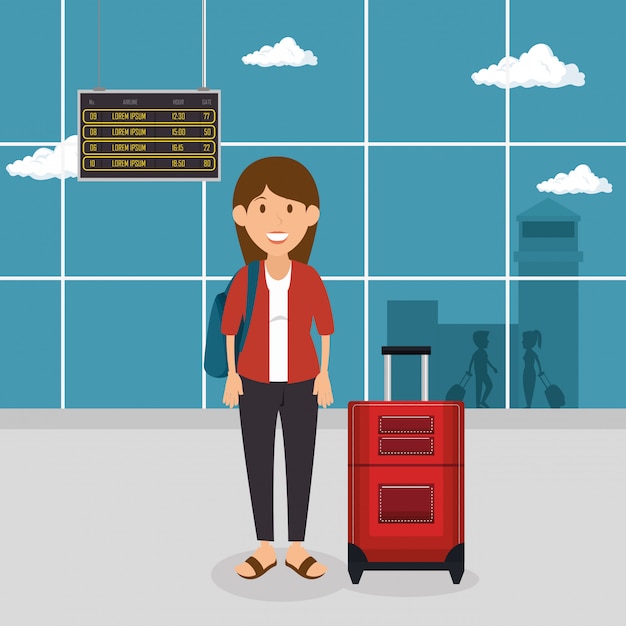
left=285, top=556, right=325, bottom=579
left=237, top=556, right=277, bottom=579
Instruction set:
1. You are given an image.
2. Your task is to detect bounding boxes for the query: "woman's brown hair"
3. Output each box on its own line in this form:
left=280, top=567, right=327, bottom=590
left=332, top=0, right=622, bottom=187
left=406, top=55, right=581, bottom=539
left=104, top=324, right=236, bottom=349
left=232, top=157, right=319, bottom=264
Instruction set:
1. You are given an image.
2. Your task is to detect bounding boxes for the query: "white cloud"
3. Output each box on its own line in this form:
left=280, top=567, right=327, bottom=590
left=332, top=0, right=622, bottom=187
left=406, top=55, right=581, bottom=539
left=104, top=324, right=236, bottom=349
left=242, top=36, right=317, bottom=67
left=6, top=135, right=78, bottom=180
left=537, top=164, right=612, bottom=195
left=471, top=44, right=585, bottom=88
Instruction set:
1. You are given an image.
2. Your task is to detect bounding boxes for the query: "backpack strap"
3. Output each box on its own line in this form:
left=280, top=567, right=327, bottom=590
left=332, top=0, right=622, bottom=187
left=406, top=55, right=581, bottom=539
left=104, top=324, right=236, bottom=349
left=238, top=260, right=259, bottom=353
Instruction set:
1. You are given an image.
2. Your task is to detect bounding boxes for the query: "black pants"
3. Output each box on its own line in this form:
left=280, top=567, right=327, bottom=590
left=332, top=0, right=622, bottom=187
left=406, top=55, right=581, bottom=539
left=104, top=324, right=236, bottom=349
left=238, top=377, right=318, bottom=542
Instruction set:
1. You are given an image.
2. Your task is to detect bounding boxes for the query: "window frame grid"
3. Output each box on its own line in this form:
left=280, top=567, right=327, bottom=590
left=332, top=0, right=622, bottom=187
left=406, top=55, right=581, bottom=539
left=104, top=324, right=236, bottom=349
left=0, top=0, right=624, bottom=408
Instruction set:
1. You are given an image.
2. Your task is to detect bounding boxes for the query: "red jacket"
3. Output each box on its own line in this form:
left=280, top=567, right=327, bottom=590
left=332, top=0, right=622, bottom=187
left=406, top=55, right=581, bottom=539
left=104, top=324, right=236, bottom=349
left=222, top=260, right=334, bottom=383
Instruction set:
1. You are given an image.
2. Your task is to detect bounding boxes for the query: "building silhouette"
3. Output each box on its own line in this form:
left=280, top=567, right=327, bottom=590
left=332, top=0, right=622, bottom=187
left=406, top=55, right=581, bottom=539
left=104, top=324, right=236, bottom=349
left=384, top=199, right=581, bottom=408
left=513, top=198, right=581, bottom=407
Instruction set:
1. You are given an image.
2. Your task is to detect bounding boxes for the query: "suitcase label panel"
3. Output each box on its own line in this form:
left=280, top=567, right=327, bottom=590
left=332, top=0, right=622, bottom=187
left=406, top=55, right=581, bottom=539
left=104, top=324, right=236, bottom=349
left=379, top=485, right=434, bottom=523
left=379, top=415, right=434, bottom=433
left=379, top=437, right=433, bottom=456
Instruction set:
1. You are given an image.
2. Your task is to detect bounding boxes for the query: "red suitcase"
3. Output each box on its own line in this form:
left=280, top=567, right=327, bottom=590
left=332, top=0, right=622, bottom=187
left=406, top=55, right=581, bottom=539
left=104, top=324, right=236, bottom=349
left=348, top=346, right=464, bottom=584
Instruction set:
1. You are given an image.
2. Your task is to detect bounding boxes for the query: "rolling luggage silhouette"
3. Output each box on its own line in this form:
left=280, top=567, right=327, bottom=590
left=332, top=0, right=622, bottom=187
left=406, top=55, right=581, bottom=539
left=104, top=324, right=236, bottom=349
left=446, top=372, right=471, bottom=401
left=539, top=372, right=565, bottom=408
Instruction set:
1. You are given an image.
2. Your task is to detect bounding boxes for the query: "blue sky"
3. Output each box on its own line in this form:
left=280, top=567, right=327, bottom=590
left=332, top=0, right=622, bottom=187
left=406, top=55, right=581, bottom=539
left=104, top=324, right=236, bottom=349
left=511, top=0, right=626, bottom=141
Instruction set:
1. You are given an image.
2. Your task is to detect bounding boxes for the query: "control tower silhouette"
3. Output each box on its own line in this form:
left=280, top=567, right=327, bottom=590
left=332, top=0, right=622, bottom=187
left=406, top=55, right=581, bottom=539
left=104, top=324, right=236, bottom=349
left=513, top=198, right=582, bottom=407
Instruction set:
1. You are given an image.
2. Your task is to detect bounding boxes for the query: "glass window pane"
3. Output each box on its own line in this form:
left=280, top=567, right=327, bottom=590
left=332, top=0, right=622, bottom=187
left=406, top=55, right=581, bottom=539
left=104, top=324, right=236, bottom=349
left=66, top=181, right=201, bottom=276
left=370, top=0, right=504, bottom=141
left=511, top=0, right=626, bottom=142
left=316, top=281, right=364, bottom=406
left=202, top=0, right=364, bottom=141
left=206, top=147, right=364, bottom=277
left=579, top=281, right=626, bottom=408
left=512, top=147, right=622, bottom=277
left=0, top=282, right=60, bottom=408
left=370, top=148, right=505, bottom=277
left=204, top=279, right=364, bottom=408
left=0, top=1, right=60, bottom=140
left=65, top=281, right=202, bottom=408
left=0, top=148, right=61, bottom=276
left=369, top=280, right=505, bottom=407
left=510, top=281, right=576, bottom=408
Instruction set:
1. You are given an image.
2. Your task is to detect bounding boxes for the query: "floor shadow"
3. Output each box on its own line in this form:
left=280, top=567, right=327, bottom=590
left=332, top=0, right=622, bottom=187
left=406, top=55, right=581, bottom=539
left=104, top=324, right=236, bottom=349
left=346, top=569, right=480, bottom=597
left=212, top=549, right=479, bottom=601
left=211, top=550, right=347, bottom=602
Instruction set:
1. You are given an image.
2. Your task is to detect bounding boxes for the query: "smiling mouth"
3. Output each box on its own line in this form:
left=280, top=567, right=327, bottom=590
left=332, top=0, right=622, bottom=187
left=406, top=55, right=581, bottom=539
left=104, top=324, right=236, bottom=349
left=266, top=232, right=288, bottom=242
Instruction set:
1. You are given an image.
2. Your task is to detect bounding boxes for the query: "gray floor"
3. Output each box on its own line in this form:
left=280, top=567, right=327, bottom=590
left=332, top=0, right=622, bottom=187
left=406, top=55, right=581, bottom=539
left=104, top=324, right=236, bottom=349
left=0, top=410, right=624, bottom=625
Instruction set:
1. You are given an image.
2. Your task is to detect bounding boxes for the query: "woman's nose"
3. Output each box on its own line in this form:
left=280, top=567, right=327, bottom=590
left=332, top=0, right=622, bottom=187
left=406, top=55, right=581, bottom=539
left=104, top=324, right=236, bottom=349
left=270, top=208, right=283, bottom=224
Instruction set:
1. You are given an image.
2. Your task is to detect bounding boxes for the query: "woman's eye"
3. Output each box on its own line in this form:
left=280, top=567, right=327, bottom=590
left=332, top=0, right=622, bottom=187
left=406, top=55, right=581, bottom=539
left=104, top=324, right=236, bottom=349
left=287, top=204, right=293, bottom=213
left=259, top=204, right=266, bottom=213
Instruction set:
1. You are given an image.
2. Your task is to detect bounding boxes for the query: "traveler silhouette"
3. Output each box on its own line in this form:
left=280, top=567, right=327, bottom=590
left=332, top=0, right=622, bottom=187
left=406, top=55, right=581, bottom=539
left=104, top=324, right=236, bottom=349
left=522, top=330, right=543, bottom=408
left=466, top=330, right=497, bottom=408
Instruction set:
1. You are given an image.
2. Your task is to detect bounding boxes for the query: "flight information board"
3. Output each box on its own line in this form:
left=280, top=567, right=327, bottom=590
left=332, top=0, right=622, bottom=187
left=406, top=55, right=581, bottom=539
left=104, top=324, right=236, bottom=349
left=78, top=90, right=220, bottom=181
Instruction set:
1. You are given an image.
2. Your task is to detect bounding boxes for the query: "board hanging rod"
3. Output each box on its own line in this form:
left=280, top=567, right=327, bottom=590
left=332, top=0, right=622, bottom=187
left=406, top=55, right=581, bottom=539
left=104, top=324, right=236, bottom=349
left=92, top=0, right=210, bottom=91
left=199, top=0, right=210, bottom=90
left=94, top=0, right=105, bottom=90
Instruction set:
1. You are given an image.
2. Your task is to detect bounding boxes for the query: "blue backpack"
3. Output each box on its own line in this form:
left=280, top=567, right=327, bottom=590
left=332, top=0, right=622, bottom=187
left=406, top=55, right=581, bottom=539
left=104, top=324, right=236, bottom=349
left=204, top=261, right=260, bottom=378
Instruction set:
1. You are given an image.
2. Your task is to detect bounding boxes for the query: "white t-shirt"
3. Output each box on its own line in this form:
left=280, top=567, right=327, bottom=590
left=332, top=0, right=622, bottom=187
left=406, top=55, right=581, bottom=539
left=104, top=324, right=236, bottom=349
left=265, top=263, right=291, bottom=382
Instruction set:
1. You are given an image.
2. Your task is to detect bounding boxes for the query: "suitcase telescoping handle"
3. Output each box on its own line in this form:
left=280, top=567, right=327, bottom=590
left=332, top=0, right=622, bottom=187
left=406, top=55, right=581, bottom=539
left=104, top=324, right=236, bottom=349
left=382, top=346, right=431, bottom=401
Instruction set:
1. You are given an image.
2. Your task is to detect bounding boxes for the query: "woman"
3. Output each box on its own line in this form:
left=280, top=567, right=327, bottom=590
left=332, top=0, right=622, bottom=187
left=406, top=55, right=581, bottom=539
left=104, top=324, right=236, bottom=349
left=221, top=157, right=334, bottom=580
left=466, top=330, right=498, bottom=408
left=522, top=330, right=543, bottom=408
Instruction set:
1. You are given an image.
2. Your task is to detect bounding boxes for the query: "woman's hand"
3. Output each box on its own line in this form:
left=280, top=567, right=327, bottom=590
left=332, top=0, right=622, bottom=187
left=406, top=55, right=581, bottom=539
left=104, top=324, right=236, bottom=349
left=313, top=370, right=334, bottom=408
left=223, top=372, right=243, bottom=408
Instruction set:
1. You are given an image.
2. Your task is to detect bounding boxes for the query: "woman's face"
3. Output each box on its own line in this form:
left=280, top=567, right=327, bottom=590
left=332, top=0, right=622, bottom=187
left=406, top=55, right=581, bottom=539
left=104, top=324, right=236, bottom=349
left=232, top=185, right=319, bottom=258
